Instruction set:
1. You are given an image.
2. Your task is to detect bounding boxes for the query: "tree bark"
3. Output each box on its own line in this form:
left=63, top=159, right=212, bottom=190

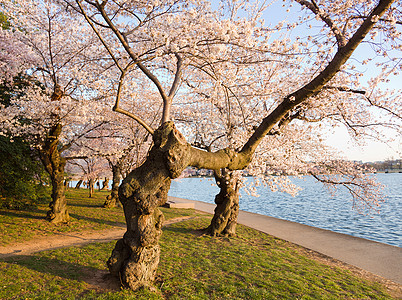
left=88, top=178, right=95, bottom=197
left=101, top=177, right=109, bottom=190
left=206, top=169, right=240, bottom=237
left=75, top=179, right=83, bottom=189
left=39, top=123, right=70, bottom=224
left=104, top=165, right=121, bottom=208
left=107, top=122, right=191, bottom=290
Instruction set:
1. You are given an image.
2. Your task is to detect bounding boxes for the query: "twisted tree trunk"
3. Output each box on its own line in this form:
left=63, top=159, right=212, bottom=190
left=104, top=165, right=121, bottom=208
left=206, top=169, right=240, bottom=237
left=107, top=122, right=191, bottom=290
left=39, top=123, right=69, bottom=224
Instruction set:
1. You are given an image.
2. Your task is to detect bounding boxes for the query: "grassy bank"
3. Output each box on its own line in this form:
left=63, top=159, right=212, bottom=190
left=0, top=189, right=399, bottom=299
left=0, top=188, right=194, bottom=246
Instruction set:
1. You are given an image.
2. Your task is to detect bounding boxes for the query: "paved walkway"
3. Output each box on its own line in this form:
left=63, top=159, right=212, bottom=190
left=168, top=196, right=402, bottom=285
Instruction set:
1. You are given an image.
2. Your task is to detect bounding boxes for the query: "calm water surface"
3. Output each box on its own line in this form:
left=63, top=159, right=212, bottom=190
left=168, top=173, right=401, bottom=247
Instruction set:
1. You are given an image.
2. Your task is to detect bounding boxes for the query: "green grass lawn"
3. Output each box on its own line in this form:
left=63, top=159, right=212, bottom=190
left=0, top=188, right=195, bottom=246
left=0, top=188, right=399, bottom=299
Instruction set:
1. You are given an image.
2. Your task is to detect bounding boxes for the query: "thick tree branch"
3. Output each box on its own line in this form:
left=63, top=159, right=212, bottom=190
left=168, top=53, right=183, bottom=98
left=237, top=0, right=395, bottom=166
left=189, top=147, right=234, bottom=170
left=136, top=62, right=169, bottom=104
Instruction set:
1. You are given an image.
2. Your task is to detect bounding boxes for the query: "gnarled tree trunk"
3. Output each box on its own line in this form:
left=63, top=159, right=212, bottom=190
left=104, top=165, right=121, bottom=208
left=206, top=169, right=240, bottom=237
left=107, top=122, right=191, bottom=290
left=39, top=123, right=70, bottom=224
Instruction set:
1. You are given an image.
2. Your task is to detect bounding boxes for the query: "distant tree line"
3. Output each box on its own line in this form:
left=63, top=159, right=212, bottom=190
left=365, top=159, right=402, bottom=172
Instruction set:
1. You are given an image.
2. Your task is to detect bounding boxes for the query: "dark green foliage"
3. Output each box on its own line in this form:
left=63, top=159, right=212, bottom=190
left=0, top=74, right=35, bottom=108
left=0, top=11, right=11, bottom=30
left=0, top=135, right=49, bottom=210
left=0, top=74, right=49, bottom=209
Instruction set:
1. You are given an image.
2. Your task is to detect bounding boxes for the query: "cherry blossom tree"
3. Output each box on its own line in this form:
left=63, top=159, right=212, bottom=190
left=102, top=126, right=152, bottom=208
left=73, top=120, right=153, bottom=208
left=67, top=156, right=109, bottom=197
left=179, top=57, right=387, bottom=236
left=68, top=77, right=159, bottom=207
left=0, top=0, right=113, bottom=223
left=45, top=0, right=402, bottom=290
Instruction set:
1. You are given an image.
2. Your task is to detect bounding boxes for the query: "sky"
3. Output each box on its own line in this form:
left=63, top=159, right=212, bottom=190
left=325, top=126, right=401, bottom=162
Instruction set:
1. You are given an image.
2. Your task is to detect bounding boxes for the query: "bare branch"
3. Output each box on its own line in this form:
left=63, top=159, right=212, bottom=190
left=323, top=86, right=366, bottom=94
left=136, top=61, right=169, bottom=103
left=65, top=156, right=88, bottom=160
left=364, top=96, right=402, bottom=120
left=59, top=121, right=108, bottom=153
left=113, top=107, right=155, bottom=135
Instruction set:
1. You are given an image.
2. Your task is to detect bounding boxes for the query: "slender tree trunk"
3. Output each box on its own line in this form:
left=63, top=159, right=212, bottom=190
left=88, top=178, right=95, bottom=197
left=75, top=179, right=83, bottom=189
left=107, top=122, right=191, bottom=290
left=104, top=165, right=121, bottom=208
left=101, top=177, right=109, bottom=190
left=39, top=123, right=70, bottom=224
left=206, top=169, right=240, bottom=237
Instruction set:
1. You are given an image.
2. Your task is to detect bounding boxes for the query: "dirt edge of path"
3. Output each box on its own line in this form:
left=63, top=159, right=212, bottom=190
left=0, top=216, right=195, bottom=258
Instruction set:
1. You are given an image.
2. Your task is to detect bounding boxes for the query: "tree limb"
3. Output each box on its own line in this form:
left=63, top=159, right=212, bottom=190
left=238, top=0, right=395, bottom=164
left=112, top=66, right=155, bottom=135
left=294, top=0, right=347, bottom=47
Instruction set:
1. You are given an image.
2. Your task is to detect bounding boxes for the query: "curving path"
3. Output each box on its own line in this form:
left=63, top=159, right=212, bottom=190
left=0, top=216, right=193, bottom=258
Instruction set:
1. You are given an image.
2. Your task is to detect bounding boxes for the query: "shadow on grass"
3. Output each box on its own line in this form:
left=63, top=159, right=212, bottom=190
left=2, top=254, right=121, bottom=290
left=0, top=209, right=47, bottom=220
left=163, top=224, right=206, bottom=237
left=69, top=213, right=126, bottom=228
left=68, top=202, right=104, bottom=208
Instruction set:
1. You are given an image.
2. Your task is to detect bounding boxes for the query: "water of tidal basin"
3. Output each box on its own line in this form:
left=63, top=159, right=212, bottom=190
left=168, top=173, right=401, bottom=247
